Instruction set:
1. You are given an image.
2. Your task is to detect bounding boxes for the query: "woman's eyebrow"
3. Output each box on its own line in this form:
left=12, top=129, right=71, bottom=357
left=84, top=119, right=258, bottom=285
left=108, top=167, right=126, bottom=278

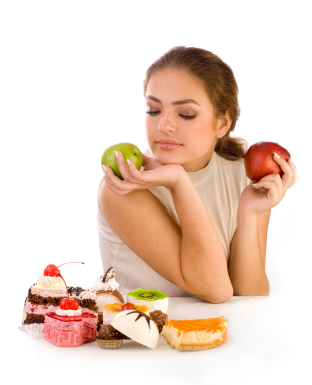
left=146, top=95, right=200, bottom=106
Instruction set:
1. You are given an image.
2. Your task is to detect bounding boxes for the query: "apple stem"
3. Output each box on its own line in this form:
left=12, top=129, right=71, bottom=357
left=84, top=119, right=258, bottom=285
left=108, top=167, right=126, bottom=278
left=57, top=262, right=84, bottom=268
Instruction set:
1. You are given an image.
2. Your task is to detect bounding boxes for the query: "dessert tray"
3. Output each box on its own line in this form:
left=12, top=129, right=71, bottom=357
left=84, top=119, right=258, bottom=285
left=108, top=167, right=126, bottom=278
left=20, top=263, right=228, bottom=351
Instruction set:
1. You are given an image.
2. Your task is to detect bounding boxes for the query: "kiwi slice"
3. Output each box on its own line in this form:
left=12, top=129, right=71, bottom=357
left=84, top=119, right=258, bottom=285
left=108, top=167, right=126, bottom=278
left=127, top=288, right=168, bottom=301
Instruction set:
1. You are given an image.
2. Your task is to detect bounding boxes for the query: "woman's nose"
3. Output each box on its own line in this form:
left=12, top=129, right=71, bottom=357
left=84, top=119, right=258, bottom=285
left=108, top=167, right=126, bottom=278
left=157, top=113, right=177, bottom=133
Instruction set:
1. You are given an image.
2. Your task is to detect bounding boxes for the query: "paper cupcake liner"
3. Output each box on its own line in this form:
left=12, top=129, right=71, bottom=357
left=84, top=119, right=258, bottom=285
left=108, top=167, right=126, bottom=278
left=96, top=338, right=123, bottom=349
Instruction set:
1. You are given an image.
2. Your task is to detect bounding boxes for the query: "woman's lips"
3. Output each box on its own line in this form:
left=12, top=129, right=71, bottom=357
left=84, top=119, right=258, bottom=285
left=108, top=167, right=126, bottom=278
left=157, top=143, right=182, bottom=150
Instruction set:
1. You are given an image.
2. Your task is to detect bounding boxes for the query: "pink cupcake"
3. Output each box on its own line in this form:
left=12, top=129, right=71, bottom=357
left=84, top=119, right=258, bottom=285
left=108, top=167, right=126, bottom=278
left=42, top=265, right=98, bottom=347
left=43, top=311, right=84, bottom=347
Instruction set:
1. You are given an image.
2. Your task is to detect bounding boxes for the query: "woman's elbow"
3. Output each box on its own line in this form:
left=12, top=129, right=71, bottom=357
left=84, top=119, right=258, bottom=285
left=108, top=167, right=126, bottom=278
left=234, top=283, right=270, bottom=296
left=197, top=287, right=234, bottom=304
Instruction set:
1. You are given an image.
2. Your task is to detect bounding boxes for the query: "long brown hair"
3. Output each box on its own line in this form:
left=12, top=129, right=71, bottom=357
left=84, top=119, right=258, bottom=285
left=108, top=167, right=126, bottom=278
left=143, top=46, right=248, bottom=160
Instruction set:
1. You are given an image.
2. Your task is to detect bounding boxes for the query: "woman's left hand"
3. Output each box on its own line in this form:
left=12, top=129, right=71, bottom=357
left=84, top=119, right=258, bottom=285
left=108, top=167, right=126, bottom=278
left=102, top=151, right=185, bottom=196
left=239, top=153, right=299, bottom=217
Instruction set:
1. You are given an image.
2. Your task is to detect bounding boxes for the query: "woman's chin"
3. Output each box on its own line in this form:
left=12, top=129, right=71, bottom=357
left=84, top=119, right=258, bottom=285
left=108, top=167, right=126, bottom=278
left=153, top=147, right=183, bottom=162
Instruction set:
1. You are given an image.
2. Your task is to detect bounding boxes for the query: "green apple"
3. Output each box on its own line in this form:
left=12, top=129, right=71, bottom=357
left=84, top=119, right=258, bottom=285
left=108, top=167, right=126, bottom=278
left=101, top=143, right=142, bottom=180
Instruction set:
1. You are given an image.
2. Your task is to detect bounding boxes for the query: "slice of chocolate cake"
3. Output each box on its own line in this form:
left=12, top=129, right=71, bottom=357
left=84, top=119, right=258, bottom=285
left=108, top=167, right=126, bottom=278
left=22, top=275, right=67, bottom=325
left=22, top=275, right=98, bottom=326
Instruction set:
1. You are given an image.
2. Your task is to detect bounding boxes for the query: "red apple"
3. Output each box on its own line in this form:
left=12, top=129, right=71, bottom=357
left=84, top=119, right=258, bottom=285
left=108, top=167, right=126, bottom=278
left=244, top=142, right=291, bottom=182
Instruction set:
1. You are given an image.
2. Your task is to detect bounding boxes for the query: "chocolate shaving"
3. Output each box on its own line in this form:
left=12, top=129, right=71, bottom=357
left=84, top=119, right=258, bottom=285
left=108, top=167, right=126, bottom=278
left=102, top=267, right=115, bottom=283
left=149, top=310, right=168, bottom=333
left=67, top=286, right=85, bottom=296
left=126, top=310, right=156, bottom=330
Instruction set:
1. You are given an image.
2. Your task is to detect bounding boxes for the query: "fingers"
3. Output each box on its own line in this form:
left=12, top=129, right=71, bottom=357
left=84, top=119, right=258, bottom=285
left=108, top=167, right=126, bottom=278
left=253, top=175, right=282, bottom=193
left=102, top=166, right=140, bottom=195
left=114, top=151, right=145, bottom=184
left=287, top=158, right=299, bottom=188
left=253, top=178, right=282, bottom=206
left=102, top=151, right=147, bottom=195
left=272, top=153, right=294, bottom=189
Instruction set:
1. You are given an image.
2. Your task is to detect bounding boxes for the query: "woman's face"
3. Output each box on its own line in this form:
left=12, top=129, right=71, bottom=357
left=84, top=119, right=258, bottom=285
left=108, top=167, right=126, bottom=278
left=145, top=68, right=230, bottom=172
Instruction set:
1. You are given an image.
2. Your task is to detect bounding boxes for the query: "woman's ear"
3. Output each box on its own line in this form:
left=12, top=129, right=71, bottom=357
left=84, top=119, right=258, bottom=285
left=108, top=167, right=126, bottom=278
left=216, top=111, right=232, bottom=138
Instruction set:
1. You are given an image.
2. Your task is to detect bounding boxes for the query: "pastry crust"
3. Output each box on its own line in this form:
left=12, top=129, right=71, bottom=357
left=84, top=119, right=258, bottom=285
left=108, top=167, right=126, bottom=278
left=162, top=328, right=227, bottom=350
left=161, top=317, right=228, bottom=351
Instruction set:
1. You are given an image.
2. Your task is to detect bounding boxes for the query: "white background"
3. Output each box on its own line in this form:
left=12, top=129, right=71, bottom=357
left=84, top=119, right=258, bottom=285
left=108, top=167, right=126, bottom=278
left=1, top=1, right=311, bottom=383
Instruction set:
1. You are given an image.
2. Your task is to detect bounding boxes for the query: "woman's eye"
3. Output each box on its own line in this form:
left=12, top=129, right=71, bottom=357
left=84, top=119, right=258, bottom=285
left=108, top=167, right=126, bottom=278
left=180, top=114, right=195, bottom=120
left=146, top=111, right=195, bottom=120
left=146, top=111, right=160, bottom=116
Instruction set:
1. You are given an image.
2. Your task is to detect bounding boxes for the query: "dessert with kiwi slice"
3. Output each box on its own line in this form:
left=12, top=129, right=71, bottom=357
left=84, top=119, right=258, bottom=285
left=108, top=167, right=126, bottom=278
left=127, top=288, right=168, bottom=315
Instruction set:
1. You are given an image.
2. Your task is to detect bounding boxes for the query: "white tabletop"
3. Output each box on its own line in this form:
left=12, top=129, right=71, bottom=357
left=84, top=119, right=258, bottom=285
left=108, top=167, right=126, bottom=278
left=11, top=295, right=310, bottom=385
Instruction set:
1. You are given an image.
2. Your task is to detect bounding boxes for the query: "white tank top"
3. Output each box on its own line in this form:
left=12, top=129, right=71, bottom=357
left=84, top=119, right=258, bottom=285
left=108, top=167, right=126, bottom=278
left=97, top=147, right=249, bottom=297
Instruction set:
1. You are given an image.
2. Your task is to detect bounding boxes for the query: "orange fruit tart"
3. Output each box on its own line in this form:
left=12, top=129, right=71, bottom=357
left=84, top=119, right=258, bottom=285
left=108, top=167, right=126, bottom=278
left=161, top=316, right=228, bottom=351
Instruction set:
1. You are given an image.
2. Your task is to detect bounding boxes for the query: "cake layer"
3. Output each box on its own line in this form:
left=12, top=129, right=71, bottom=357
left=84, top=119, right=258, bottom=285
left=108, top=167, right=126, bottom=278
left=22, top=301, right=60, bottom=324
left=96, top=290, right=124, bottom=309
left=25, top=286, right=98, bottom=311
left=26, top=287, right=65, bottom=306
left=44, top=313, right=84, bottom=331
left=22, top=302, right=97, bottom=325
left=24, top=314, right=45, bottom=324
left=127, top=296, right=168, bottom=314
left=31, top=285, right=67, bottom=297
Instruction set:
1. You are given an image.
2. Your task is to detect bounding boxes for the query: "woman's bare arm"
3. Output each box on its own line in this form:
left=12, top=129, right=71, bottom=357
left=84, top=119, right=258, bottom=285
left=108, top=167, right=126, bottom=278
left=228, top=155, right=298, bottom=295
left=100, top=169, right=233, bottom=304
left=228, top=207, right=270, bottom=296
left=169, top=173, right=233, bottom=303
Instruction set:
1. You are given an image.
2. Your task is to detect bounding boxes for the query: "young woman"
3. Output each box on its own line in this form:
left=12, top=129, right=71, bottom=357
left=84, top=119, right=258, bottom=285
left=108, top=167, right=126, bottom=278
left=98, top=46, right=298, bottom=303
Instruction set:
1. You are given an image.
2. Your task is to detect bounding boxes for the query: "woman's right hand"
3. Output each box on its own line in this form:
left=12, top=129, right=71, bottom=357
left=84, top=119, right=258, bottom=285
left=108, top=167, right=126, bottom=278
left=102, top=151, right=185, bottom=195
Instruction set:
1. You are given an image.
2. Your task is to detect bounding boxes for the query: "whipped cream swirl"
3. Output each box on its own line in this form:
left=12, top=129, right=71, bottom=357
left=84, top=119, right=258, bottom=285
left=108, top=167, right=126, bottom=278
left=94, top=276, right=119, bottom=291
left=37, top=274, right=65, bottom=288
left=56, top=307, right=82, bottom=316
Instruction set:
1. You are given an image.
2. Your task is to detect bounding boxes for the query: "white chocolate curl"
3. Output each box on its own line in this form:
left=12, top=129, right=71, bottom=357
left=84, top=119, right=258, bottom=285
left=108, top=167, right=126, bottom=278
left=94, top=276, right=119, bottom=291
